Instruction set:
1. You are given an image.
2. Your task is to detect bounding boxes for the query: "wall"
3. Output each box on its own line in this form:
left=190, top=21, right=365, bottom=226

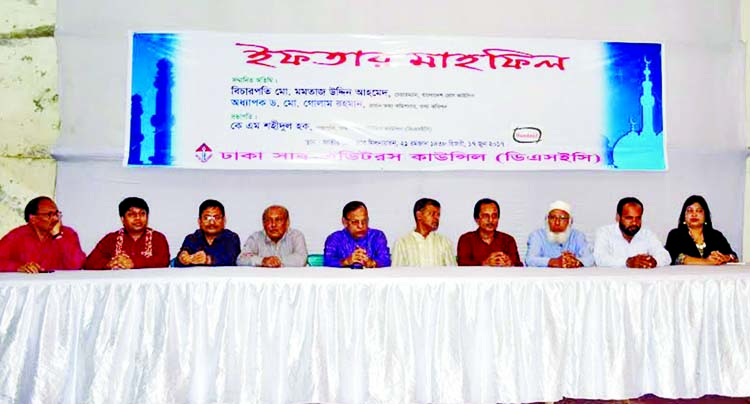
left=0, top=0, right=59, bottom=235
left=0, top=1, right=747, bottom=267
left=743, top=0, right=750, bottom=260
left=52, top=0, right=747, bottom=259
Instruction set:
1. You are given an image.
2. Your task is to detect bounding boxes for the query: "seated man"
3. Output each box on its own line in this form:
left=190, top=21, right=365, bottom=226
left=525, top=200, right=593, bottom=267
left=393, top=198, right=455, bottom=266
left=237, top=205, right=308, bottom=267
left=457, top=198, right=522, bottom=266
left=594, top=196, right=670, bottom=268
left=324, top=201, right=390, bottom=268
left=84, top=197, right=170, bottom=269
left=0, top=196, right=86, bottom=273
left=176, top=199, right=240, bottom=267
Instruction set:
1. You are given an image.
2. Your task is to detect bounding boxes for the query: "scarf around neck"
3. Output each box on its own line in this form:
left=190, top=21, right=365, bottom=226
left=114, top=228, right=154, bottom=258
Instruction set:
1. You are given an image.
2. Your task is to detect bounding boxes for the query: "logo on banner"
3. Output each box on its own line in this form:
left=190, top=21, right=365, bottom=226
left=513, top=127, right=542, bottom=143
left=195, top=143, right=213, bottom=163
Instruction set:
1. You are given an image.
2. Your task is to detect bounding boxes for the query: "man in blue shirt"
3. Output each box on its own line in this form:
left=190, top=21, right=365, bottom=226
left=323, top=201, right=391, bottom=268
left=176, top=199, right=241, bottom=267
left=525, top=200, right=593, bottom=268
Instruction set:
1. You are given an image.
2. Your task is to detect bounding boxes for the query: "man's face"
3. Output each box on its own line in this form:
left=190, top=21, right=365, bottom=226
left=342, top=206, right=369, bottom=240
left=475, top=203, right=499, bottom=233
left=263, top=207, right=289, bottom=242
left=199, top=206, right=225, bottom=237
left=121, top=207, right=149, bottom=234
left=417, top=204, right=441, bottom=232
left=547, top=209, right=570, bottom=233
left=618, top=203, right=642, bottom=238
left=30, top=199, right=61, bottom=233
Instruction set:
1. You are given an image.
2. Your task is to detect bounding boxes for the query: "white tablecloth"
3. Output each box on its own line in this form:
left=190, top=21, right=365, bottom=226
left=1, top=266, right=750, bottom=403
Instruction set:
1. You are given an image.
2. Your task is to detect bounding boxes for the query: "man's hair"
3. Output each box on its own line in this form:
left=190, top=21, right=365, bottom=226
left=263, top=205, right=289, bottom=221
left=473, top=198, right=499, bottom=220
left=24, top=196, right=53, bottom=222
left=199, top=199, right=225, bottom=217
left=413, top=198, right=441, bottom=220
left=616, top=197, right=643, bottom=216
left=119, top=197, right=150, bottom=217
left=342, top=201, right=367, bottom=218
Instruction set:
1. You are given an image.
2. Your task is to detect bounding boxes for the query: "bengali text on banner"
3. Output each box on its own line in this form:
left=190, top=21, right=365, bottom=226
left=127, top=32, right=666, bottom=171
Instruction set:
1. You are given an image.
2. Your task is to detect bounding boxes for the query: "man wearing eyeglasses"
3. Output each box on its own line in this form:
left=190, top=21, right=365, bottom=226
left=323, top=201, right=390, bottom=268
left=0, top=196, right=86, bottom=273
left=456, top=198, right=520, bottom=267
left=236, top=205, right=308, bottom=267
left=524, top=200, right=593, bottom=268
left=176, top=199, right=241, bottom=267
left=84, top=197, right=170, bottom=269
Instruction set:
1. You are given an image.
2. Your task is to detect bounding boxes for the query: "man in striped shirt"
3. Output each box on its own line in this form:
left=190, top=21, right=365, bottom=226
left=392, top=198, right=456, bottom=267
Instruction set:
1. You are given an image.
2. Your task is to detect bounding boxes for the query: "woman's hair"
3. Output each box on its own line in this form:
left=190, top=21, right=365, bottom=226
left=677, top=195, right=713, bottom=230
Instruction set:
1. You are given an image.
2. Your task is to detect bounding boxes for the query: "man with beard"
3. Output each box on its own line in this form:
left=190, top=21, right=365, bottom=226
left=457, top=198, right=522, bottom=267
left=393, top=197, right=456, bottom=267
left=524, top=200, right=593, bottom=267
left=176, top=199, right=241, bottom=267
left=237, top=205, right=308, bottom=267
left=593, top=197, right=670, bottom=268
left=84, top=197, right=170, bottom=269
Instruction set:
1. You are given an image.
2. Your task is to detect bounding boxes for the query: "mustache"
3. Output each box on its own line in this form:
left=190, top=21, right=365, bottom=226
left=620, top=222, right=641, bottom=236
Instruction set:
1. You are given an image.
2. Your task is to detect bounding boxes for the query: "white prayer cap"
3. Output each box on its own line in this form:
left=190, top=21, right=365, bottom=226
left=548, top=200, right=572, bottom=216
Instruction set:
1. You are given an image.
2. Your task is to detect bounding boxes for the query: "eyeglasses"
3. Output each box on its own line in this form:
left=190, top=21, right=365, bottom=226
left=35, top=210, right=62, bottom=219
left=201, top=214, right=224, bottom=222
left=345, top=218, right=369, bottom=227
left=547, top=215, right=570, bottom=221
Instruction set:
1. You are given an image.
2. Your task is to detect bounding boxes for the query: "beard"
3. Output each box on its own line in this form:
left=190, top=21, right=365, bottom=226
left=546, top=222, right=572, bottom=244
left=619, top=221, right=640, bottom=237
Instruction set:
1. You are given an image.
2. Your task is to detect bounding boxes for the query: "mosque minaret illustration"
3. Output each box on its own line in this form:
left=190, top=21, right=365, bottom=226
left=610, top=57, right=664, bottom=170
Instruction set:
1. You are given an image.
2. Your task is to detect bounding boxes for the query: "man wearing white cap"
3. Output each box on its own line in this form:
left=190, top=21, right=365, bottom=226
left=525, top=200, right=593, bottom=268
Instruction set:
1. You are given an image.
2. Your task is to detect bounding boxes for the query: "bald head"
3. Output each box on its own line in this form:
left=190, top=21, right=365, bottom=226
left=263, top=205, right=289, bottom=221
left=262, top=205, right=290, bottom=242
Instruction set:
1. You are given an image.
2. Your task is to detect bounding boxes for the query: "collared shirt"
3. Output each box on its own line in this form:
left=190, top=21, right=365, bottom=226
left=237, top=228, right=308, bottom=267
left=392, top=231, right=456, bottom=267
left=323, top=228, right=391, bottom=268
left=593, top=223, right=671, bottom=267
left=524, top=227, right=594, bottom=267
left=176, top=229, right=241, bottom=267
left=457, top=230, right=522, bottom=267
left=0, top=224, right=86, bottom=272
left=84, top=228, right=171, bottom=269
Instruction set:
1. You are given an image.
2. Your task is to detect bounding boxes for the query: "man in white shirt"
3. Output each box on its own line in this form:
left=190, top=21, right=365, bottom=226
left=237, top=205, right=308, bottom=267
left=392, top=198, right=456, bottom=267
left=594, top=197, right=670, bottom=268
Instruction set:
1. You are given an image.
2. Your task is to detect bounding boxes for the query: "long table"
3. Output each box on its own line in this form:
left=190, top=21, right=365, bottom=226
left=1, top=266, right=750, bottom=403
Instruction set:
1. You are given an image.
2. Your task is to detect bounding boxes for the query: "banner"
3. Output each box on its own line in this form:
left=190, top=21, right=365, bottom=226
left=127, top=32, right=666, bottom=170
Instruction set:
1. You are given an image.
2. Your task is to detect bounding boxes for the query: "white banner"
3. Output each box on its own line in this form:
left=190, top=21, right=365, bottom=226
left=127, top=33, right=666, bottom=170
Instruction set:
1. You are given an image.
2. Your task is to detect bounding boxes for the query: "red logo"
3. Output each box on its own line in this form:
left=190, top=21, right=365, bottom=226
left=195, top=143, right=213, bottom=163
